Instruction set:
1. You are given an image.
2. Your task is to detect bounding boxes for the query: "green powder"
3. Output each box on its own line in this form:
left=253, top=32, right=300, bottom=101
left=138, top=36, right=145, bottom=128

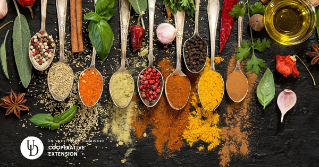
left=110, top=73, right=134, bottom=107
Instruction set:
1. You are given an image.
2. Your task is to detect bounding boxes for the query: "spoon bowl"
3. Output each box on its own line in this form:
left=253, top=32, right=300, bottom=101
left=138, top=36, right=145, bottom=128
left=109, top=0, right=134, bottom=108
left=48, top=0, right=73, bottom=101
left=183, top=0, right=207, bottom=73
left=29, top=0, right=55, bottom=71
left=198, top=0, right=224, bottom=111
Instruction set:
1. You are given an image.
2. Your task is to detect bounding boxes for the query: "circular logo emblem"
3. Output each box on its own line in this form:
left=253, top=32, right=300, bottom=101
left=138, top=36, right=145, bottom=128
left=20, top=136, right=44, bottom=160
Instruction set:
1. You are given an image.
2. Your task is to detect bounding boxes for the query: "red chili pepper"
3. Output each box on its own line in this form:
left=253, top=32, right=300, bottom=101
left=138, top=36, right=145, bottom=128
left=219, top=0, right=238, bottom=54
left=276, top=55, right=300, bottom=78
left=17, top=0, right=36, bottom=19
left=130, top=14, right=145, bottom=51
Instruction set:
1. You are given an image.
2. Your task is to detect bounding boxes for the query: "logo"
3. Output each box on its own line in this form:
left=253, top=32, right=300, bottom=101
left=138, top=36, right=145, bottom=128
left=20, top=136, right=44, bottom=160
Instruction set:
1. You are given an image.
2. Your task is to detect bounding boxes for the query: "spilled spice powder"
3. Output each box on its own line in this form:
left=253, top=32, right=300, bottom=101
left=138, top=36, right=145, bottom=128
left=218, top=55, right=257, bottom=167
left=132, top=58, right=190, bottom=155
left=183, top=58, right=222, bottom=151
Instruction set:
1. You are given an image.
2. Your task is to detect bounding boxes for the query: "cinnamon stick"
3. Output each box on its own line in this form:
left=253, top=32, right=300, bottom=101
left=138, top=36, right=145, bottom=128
left=70, top=0, right=79, bottom=53
left=76, top=0, right=84, bottom=52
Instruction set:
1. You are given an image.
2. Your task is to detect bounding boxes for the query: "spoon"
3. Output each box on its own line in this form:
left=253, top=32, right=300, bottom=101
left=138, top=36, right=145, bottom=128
left=198, top=0, right=224, bottom=111
left=28, top=0, right=55, bottom=71
left=183, top=0, right=207, bottom=73
left=109, top=0, right=134, bottom=108
left=47, top=0, right=74, bottom=101
left=165, top=11, right=191, bottom=110
left=78, top=0, right=103, bottom=107
left=226, top=2, right=249, bottom=103
left=137, top=0, right=164, bottom=107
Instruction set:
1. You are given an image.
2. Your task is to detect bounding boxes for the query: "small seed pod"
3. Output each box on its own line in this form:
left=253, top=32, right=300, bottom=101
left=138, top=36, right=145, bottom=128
left=249, top=14, right=265, bottom=31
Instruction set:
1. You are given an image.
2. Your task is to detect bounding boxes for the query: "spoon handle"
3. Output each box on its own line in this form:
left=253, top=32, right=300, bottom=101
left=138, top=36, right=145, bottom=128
left=56, top=0, right=67, bottom=63
left=119, top=0, right=130, bottom=70
left=41, top=0, right=47, bottom=31
left=175, top=11, right=185, bottom=71
left=90, top=0, right=97, bottom=68
left=194, top=0, right=200, bottom=35
left=235, top=1, right=245, bottom=71
left=207, top=0, right=219, bottom=71
left=148, top=0, right=156, bottom=67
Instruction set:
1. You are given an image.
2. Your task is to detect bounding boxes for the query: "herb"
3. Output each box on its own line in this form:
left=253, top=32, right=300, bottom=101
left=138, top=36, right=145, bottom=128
left=316, top=6, right=319, bottom=40
left=230, top=0, right=271, bottom=74
left=0, top=90, right=29, bottom=119
left=128, top=0, right=147, bottom=28
left=163, top=0, right=196, bottom=17
left=257, top=68, right=275, bottom=109
left=0, top=30, right=9, bottom=79
left=29, top=105, right=78, bottom=130
left=12, top=0, right=32, bottom=88
left=84, top=0, right=116, bottom=62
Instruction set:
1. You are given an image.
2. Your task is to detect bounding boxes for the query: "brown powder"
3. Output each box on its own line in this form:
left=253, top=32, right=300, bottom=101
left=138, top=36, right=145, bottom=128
left=226, top=71, right=248, bottom=102
left=219, top=55, right=257, bottom=167
left=166, top=72, right=191, bottom=109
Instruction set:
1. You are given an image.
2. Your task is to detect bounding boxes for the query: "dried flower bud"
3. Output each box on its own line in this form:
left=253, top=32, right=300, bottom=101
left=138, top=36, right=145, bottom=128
left=0, top=0, right=8, bottom=20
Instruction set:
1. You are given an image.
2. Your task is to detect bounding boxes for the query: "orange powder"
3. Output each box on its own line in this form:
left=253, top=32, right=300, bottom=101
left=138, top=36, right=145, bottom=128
left=79, top=68, right=103, bottom=106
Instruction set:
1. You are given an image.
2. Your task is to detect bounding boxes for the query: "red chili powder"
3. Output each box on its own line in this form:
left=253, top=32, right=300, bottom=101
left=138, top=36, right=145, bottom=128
left=79, top=68, right=103, bottom=106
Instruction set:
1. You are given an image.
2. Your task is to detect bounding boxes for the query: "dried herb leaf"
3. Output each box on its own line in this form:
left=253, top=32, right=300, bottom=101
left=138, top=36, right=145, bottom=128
left=0, top=30, right=9, bottom=79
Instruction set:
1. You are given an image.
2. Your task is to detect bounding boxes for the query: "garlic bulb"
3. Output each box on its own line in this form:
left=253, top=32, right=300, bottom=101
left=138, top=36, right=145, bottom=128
left=0, top=0, right=8, bottom=19
left=156, top=23, right=177, bottom=44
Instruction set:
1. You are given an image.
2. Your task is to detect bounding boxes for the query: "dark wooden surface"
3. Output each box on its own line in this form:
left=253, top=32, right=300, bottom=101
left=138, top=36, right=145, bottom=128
left=1, top=0, right=319, bottom=166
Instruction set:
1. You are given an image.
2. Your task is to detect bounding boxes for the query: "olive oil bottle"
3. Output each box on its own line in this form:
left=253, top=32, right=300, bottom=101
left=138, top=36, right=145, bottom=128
left=264, top=0, right=316, bottom=45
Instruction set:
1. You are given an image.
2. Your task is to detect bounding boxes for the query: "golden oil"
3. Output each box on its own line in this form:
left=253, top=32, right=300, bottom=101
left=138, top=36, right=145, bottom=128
left=264, top=0, right=316, bottom=45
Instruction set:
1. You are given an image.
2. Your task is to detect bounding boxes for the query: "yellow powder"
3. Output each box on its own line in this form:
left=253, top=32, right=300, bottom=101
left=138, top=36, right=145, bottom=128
left=198, top=145, right=205, bottom=151
left=215, top=56, right=224, bottom=64
left=183, top=58, right=222, bottom=151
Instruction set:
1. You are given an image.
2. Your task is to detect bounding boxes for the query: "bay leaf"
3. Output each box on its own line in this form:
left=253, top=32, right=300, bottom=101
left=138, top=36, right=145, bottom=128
left=128, top=0, right=147, bottom=14
left=12, top=14, right=32, bottom=88
left=0, top=30, right=9, bottom=79
left=257, top=68, right=275, bottom=109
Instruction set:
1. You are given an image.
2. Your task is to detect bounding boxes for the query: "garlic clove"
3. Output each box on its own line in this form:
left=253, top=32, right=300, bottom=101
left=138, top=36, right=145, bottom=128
left=277, top=89, right=297, bottom=123
left=0, top=0, right=8, bottom=20
left=156, top=23, right=177, bottom=44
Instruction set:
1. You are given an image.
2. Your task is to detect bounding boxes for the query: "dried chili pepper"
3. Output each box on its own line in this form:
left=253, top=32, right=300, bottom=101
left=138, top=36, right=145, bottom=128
left=276, top=55, right=300, bottom=78
left=219, top=0, right=238, bottom=54
left=130, top=13, right=145, bottom=51
left=17, top=0, right=36, bottom=19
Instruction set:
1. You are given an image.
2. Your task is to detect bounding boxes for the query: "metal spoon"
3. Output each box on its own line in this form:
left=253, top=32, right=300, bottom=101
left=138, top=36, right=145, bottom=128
left=28, top=0, right=55, bottom=71
left=47, top=0, right=74, bottom=101
left=78, top=0, right=103, bottom=107
left=137, top=0, right=164, bottom=107
left=183, top=0, right=207, bottom=73
left=165, top=11, right=191, bottom=110
left=226, top=3, right=249, bottom=103
left=109, top=0, right=134, bottom=108
left=198, top=0, right=224, bottom=111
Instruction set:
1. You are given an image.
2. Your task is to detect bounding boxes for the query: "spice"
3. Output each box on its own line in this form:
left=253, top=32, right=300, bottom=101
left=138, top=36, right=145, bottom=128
left=17, top=0, right=36, bottom=18
left=198, top=70, right=224, bottom=111
left=0, top=90, right=29, bottom=119
left=276, top=55, right=300, bottom=78
left=110, top=73, right=134, bottom=107
left=79, top=68, right=103, bottom=106
left=277, top=89, right=297, bottom=123
left=48, top=62, right=74, bottom=99
left=219, top=0, right=238, bottom=53
left=183, top=58, right=222, bottom=151
left=131, top=12, right=145, bottom=51
left=306, top=44, right=319, bottom=65
left=138, top=67, right=162, bottom=101
left=0, top=0, right=8, bottom=19
left=184, top=35, right=207, bottom=72
left=29, top=31, right=55, bottom=65
left=249, top=14, right=265, bottom=31
left=166, top=72, right=191, bottom=109
left=215, top=56, right=224, bottom=64
left=70, top=0, right=84, bottom=53
left=226, top=71, right=248, bottom=102
left=156, top=23, right=177, bottom=44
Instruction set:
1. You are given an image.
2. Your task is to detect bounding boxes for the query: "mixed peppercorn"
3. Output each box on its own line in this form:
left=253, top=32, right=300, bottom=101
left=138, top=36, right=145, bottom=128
left=184, top=35, right=207, bottom=72
left=29, top=31, right=55, bottom=65
left=139, top=67, right=162, bottom=101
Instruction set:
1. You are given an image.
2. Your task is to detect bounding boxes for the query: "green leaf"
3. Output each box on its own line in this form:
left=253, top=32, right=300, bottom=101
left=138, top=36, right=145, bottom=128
left=235, top=47, right=251, bottom=61
left=253, top=38, right=271, bottom=52
left=96, top=0, right=115, bottom=14
left=12, top=14, right=32, bottom=88
left=29, top=114, right=54, bottom=128
left=84, top=12, right=101, bottom=22
left=229, top=3, right=246, bottom=18
left=241, top=41, right=253, bottom=48
left=316, top=6, right=319, bottom=40
left=99, top=9, right=117, bottom=21
left=50, top=123, right=60, bottom=131
left=163, top=0, right=196, bottom=16
left=88, top=20, right=114, bottom=62
left=59, top=105, right=78, bottom=125
left=128, top=0, right=147, bottom=14
left=257, top=68, right=275, bottom=109
left=53, top=115, right=61, bottom=123
left=246, top=54, right=267, bottom=74
left=250, top=2, right=266, bottom=15
left=0, top=30, right=9, bottom=79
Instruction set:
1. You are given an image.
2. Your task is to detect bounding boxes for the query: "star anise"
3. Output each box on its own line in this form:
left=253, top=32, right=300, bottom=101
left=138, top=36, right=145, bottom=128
left=306, top=44, right=319, bottom=65
left=0, top=90, right=29, bottom=119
